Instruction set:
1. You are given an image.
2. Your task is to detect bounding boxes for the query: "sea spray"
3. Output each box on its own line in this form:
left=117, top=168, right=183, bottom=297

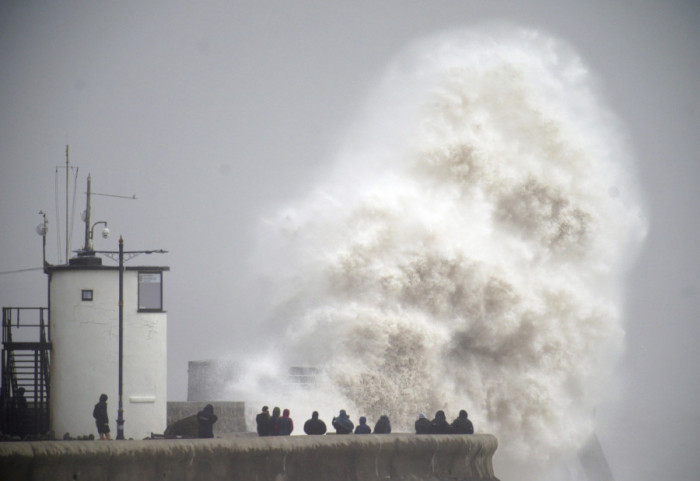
left=237, top=27, right=646, bottom=478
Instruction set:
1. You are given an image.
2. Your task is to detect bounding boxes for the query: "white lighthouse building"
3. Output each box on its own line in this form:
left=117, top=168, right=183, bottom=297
left=48, top=255, right=168, bottom=439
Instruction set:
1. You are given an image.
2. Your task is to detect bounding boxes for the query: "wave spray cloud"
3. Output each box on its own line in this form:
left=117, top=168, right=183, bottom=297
left=246, top=27, right=647, bottom=478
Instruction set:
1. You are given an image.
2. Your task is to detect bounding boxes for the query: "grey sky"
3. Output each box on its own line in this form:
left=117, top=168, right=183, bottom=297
left=1, top=1, right=698, bottom=480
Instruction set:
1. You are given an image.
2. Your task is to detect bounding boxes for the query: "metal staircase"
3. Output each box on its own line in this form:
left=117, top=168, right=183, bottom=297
left=1, top=307, right=51, bottom=436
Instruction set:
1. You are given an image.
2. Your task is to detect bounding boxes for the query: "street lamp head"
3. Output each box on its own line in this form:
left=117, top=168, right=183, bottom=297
left=36, top=223, right=48, bottom=236
left=102, top=227, right=110, bottom=239
left=37, top=210, right=48, bottom=236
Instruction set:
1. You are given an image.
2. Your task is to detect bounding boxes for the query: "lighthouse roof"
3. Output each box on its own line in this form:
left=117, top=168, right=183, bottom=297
left=47, top=264, right=169, bottom=273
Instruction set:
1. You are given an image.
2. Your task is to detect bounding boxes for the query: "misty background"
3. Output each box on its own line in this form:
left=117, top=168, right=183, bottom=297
left=0, top=1, right=697, bottom=480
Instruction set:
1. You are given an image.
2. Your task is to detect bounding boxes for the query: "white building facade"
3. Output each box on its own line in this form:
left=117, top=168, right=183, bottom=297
left=48, top=260, right=168, bottom=439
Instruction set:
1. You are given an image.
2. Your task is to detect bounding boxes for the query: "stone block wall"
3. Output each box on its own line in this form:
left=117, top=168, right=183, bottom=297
left=167, top=401, right=247, bottom=435
left=0, top=433, right=500, bottom=481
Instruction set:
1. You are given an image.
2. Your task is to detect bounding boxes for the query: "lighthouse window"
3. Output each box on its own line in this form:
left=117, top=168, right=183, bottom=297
left=81, top=289, right=93, bottom=301
left=138, top=272, right=163, bottom=311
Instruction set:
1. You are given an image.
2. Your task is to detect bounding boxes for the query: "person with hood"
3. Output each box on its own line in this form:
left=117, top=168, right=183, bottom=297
left=92, top=393, right=110, bottom=440
left=450, top=409, right=474, bottom=434
left=332, top=409, right=354, bottom=434
left=13, top=387, right=28, bottom=437
left=256, top=406, right=271, bottom=436
left=415, top=413, right=431, bottom=434
left=354, top=416, right=371, bottom=434
left=430, top=410, right=451, bottom=434
left=276, top=408, right=294, bottom=435
left=268, top=407, right=281, bottom=435
left=303, top=411, right=327, bottom=435
left=197, top=404, right=218, bottom=438
left=373, top=414, right=391, bottom=434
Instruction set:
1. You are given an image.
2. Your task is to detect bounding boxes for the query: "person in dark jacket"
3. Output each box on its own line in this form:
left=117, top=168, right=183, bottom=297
left=451, top=410, right=474, bottom=434
left=256, top=406, right=271, bottom=436
left=276, top=408, right=294, bottom=435
left=93, top=393, right=110, bottom=440
left=303, top=411, right=327, bottom=435
left=354, top=416, right=371, bottom=434
left=268, top=407, right=281, bottom=435
left=430, top=410, right=451, bottom=434
left=373, top=415, right=391, bottom=434
left=415, top=412, right=431, bottom=434
left=332, top=409, right=354, bottom=434
left=12, top=388, right=28, bottom=437
left=197, top=404, right=218, bottom=438
left=14, top=387, right=28, bottom=410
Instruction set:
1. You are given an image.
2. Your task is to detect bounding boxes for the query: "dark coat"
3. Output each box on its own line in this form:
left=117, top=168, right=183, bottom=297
left=451, top=411, right=474, bottom=434
left=13, top=392, right=28, bottom=411
left=430, top=411, right=451, bottom=434
left=332, top=410, right=354, bottom=434
left=93, top=400, right=110, bottom=434
left=256, top=411, right=271, bottom=436
left=355, top=417, right=371, bottom=434
left=373, top=415, right=391, bottom=434
left=269, top=414, right=281, bottom=435
left=303, top=414, right=327, bottom=435
left=197, top=405, right=218, bottom=438
left=415, top=417, right=431, bottom=434
left=93, top=401, right=109, bottom=424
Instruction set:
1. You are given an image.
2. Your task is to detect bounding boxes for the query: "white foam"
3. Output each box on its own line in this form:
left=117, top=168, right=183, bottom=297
left=241, top=27, right=646, bottom=478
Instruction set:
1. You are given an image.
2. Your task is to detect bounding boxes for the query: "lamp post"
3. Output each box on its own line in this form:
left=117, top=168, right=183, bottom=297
left=117, top=236, right=124, bottom=439
left=94, top=238, right=167, bottom=440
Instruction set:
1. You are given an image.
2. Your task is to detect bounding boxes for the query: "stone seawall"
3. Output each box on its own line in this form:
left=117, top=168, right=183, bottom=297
left=0, top=433, right=499, bottom=481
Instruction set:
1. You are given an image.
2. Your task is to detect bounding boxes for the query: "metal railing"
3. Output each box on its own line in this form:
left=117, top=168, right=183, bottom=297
left=1, top=307, right=51, bottom=436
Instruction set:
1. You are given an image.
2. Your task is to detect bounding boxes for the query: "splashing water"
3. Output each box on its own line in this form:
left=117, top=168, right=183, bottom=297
left=243, top=27, right=646, bottom=478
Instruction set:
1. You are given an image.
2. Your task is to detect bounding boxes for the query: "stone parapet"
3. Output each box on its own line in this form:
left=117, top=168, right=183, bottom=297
left=0, top=433, right=499, bottom=481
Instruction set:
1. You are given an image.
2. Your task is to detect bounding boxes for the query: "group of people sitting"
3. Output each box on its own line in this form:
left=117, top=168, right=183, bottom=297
left=414, top=410, right=474, bottom=435
left=255, top=406, right=473, bottom=436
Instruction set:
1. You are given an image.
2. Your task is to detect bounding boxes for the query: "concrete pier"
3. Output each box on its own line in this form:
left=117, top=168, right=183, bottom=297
left=0, top=433, right=499, bottom=481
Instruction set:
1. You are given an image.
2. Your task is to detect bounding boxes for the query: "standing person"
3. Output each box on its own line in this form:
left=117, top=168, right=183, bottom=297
left=256, top=406, right=271, bottom=436
left=14, top=387, right=28, bottom=410
left=197, top=404, right=218, bottom=438
left=13, top=387, right=28, bottom=437
left=354, top=416, right=371, bottom=434
left=93, top=394, right=110, bottom=440
left=331, top=409, right=354, bottom=434
left=303, top=411, right=327, bottom=435
left=268, top=407, right=281, bottom=436
left=430, top=410, right=451, bottom=434
left=373, top=414, right=391, bottom=434
left=276, top=408, right=294, bottom=435
left=450, top=410, right=474, bottom=434
left=415, top=413, right=431, bottom=434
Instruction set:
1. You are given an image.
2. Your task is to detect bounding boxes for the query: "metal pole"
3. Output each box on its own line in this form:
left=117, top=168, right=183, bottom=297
left=84, top=174, right=92, bottom=252
left=116, top=236, right=125, bottom=440
left=39, top=211, right=47, bottom=273
left=65, top=146, right=69, bottom=263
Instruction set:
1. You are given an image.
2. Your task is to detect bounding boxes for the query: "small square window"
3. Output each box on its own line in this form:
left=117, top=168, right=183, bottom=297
left=81, top=289, right=93, bottom=301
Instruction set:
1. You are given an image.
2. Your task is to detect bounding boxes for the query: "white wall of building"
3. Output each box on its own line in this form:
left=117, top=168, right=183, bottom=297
left=49, top=266, right=167, bottom=439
